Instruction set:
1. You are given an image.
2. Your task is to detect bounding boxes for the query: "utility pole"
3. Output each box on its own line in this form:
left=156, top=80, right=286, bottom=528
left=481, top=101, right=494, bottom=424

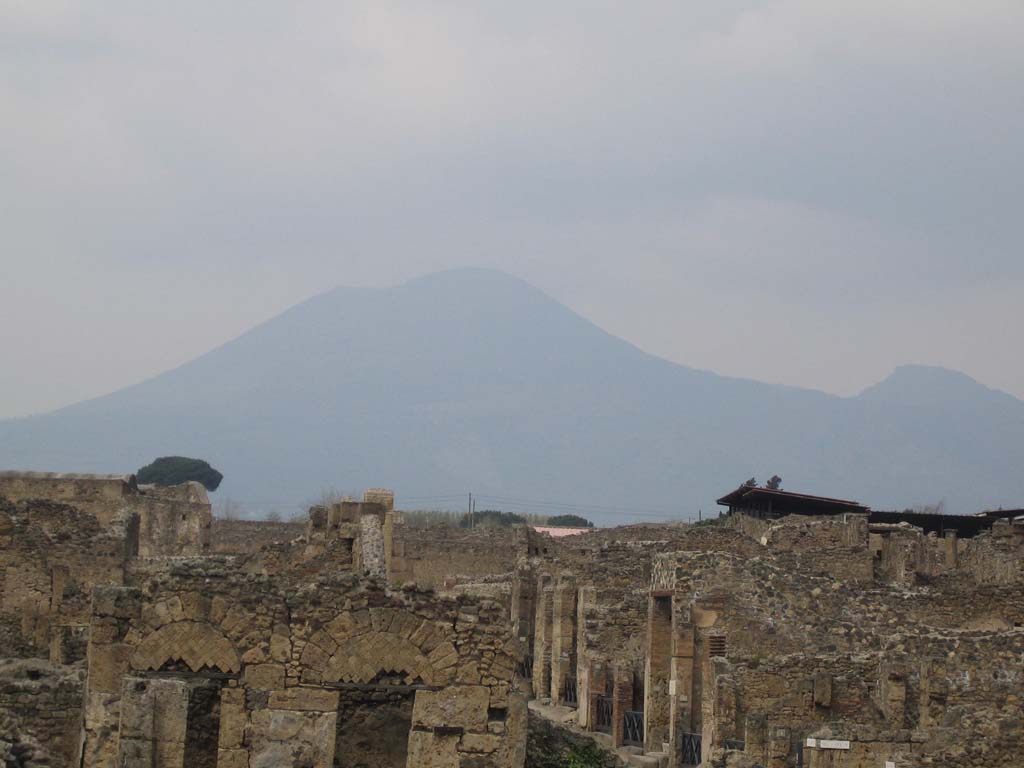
left=468, top=492, right=473, bottom=530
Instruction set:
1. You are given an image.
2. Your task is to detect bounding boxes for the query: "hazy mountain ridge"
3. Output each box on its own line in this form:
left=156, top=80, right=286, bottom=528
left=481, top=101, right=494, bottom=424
left=2, top=269, right=1022, bottom=521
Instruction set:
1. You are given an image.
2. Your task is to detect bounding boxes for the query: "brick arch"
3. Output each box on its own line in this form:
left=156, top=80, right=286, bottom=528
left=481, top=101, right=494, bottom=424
left=131, top=620, right=240, bottom=674
left=300, top=607, right=458, bottom=687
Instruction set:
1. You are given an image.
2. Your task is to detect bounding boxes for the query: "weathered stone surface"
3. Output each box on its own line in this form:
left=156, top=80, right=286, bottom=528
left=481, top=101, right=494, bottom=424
left=413, top=685, right=490, bottom=731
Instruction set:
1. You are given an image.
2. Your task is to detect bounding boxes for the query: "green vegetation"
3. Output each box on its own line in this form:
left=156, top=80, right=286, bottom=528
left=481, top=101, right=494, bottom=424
left=546, top=514, right=593, bottom=528
left=458, top=509, right=529, bottom=528
left=527, top=742, right=615, bottom=768
left=136, top=456, right=223, bottom=491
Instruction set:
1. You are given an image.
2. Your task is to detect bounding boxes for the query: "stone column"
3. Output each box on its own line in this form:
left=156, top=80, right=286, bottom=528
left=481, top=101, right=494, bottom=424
left=510, top=566, right=537, bottom=648
left=116, top=677, right=191, bottom=768
left=550, top=575, right=577, bottom=704
left=83, top=586, right=143, bottom=768
left=644, top=593, right=673, bottom=751
left=669, top=626, right=695, bottom=746
left=217, top=687, right=248, bottom=768
left=359, top=510, right=387, bottom=578
left=767, top=724, right=791, bottom=768
left=531, top=577, right=553, bottom=699
left=943, top=530, right=958, bottom=569
left=744, top=713, right=767, bottom=764
left=575, top=587, right=596, bottom=727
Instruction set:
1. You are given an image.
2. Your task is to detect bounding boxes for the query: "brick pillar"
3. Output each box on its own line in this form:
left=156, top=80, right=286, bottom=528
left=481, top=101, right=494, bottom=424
left=551, top=575, right=577, bottom=705
left=644, top=593, right=673, bottom=751
left=611, top=665, right=633, bottom=748
left=532, top=576, right=553, bottom=699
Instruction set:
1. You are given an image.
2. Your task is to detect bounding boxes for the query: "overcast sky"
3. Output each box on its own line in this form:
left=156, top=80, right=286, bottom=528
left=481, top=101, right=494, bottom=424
left=2, top=0, right=1023, bottom=419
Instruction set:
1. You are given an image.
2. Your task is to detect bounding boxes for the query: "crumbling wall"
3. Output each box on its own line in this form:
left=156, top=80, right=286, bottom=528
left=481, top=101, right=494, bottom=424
left=958, top=520, right=1024, bottom=585
left=0, top=498, right=129, bottom=658
left=390, top=524, right=528, bottom=587
left=652, top=541, right=1024, bottom=766
left=0, top=473, right=211, bottom=558
left=209, top=519, right=306, bottom=555
left=81, top=560, right=527, bottom=768
left=0, top=659, right=85, bottom=767
left=0, top=472, right=136, bottom=525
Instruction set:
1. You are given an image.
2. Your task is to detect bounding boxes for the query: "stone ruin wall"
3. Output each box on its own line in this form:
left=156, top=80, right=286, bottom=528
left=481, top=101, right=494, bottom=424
left=0, top=478, right=530, bottom=768
left=0, top=659, right=85, bottom=768
left=2, top=471, right=1022, bottom=768
left=389, top=523, right=530, bottom=588
left=651, top=532, right=1024, bottom=768
left=82, top=562, right=526, bottom=768
left=0, top=497, right=131, bottom=661
left=209, top=518, right=307, bottom=555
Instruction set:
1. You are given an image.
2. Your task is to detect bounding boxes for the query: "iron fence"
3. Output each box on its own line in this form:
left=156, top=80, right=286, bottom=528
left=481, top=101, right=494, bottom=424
left=595, top=695, right=613, bottom=733
left=563, top=674, right=578, bottom=707
left=680, top=732, right=702, bottom=766
left=623, top=710, right=644, bottom=746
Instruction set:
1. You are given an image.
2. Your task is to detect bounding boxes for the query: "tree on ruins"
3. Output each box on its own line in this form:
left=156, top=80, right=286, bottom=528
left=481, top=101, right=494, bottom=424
left=136, top=456, right=224, bottom=491
left=766, top=475, right=783, bottom=490
left=546, top=514, right=594, bottom=528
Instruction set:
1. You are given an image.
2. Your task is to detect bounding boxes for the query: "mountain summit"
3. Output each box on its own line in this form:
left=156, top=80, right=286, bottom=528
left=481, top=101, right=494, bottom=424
left=1, top=269, right=1022, bottom=520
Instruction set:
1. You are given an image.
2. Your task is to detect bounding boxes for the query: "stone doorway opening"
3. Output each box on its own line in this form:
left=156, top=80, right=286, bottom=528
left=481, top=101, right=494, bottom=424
left=333, top=679, right=418, bottom=768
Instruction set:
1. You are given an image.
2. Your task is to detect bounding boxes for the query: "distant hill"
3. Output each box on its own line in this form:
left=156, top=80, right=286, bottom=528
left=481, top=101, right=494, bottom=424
left=1, top=268, right=1022, bottom=521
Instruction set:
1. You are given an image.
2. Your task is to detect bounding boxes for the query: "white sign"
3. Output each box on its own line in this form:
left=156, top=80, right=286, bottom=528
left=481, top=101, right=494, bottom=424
left=806, top=739, right=817, bottom=748
left=886, top=763, right=896, bottom=768
left=819, top=740, right=851, bottom=750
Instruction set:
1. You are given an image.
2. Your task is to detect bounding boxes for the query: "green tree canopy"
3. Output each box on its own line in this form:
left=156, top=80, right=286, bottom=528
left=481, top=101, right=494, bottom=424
left=458, top=509, right=528, bottom=529
left=136, top=456, right=223, bottom=491
left=546, top=514, right=593, bottom=528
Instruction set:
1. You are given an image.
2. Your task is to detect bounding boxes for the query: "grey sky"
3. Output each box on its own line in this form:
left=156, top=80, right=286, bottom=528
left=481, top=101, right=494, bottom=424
left=2, top=0, right=1023, bottom=419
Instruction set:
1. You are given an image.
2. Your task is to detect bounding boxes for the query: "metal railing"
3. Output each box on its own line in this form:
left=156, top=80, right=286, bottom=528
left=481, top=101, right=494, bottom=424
left=623, top=710, right=644, bottom=746
left=595, top=695, right=613, bottom=733
left=680, top=732, right=702, bottom=766
left=563, top=674, right=578, bottom=707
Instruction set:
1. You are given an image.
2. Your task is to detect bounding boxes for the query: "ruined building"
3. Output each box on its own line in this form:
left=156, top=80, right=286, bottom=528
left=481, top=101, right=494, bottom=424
left=0, top=473, right=526, bottom=768
left=1, top=473, right=1022, bottom=767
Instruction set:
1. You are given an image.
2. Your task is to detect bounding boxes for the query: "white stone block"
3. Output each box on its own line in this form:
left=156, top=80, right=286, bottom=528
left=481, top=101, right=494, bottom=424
left=820, top=739, right=851, bottom=750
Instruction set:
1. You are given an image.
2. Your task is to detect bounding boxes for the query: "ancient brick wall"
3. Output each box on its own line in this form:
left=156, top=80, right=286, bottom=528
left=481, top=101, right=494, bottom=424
left=208, top=519, right=306, bottom=555
left=390, top=524, right=528, bottom=587
left=0, top=498, right=129, bottom=659
left=0, top=472, right=136, bottom=525
left=958, top=520, right=1024, bottom=585
left=653, top=539, right=1024, bottom=766
left=81, top=560, right=527, bottom=768
left=0, top=658, right=85, bottom=767
left=0, top=473, right=212, bottom=558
